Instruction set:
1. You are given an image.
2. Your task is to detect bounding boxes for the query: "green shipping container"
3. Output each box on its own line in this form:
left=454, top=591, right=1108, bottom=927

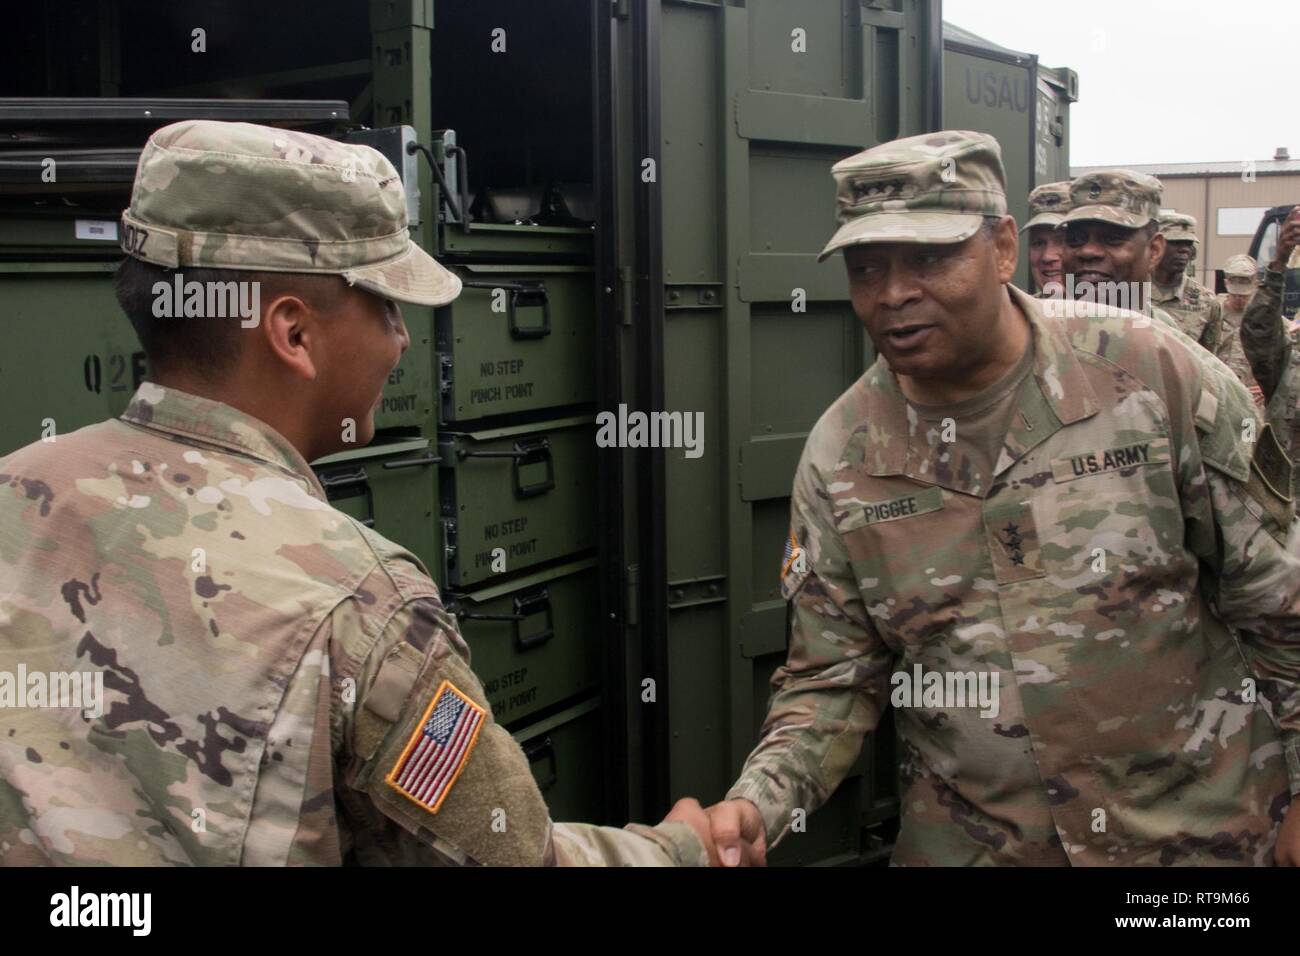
left=611, top=0, right=942, bottom=860
left=0, top=0, right=968, bottom=863
left=942, top=22, right=1078, bottom=286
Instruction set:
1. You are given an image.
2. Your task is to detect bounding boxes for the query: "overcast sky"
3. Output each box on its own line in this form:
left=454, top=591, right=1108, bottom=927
left=943, top=0, right=1299, bottom=167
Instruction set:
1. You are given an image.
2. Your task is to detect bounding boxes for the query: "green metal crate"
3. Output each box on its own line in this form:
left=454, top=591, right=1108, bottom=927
left=512, top=696, right=605, bottom=825
left=439, top=223, right=594, bottom=261
left=311, top=436, right=441, bottom=574
left=0, top=262, right=130, bottom=456
left=436, top=265, right=596, bottom=424
left=437, top=415, right=596, bottom=589
left=447, top=556, right=601, bottom=726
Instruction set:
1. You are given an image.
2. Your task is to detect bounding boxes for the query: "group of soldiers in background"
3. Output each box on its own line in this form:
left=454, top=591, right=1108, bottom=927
left=1023, top=174, right=1300, bottom=496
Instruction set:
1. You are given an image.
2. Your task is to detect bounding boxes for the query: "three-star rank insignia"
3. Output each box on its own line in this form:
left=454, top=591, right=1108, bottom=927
left=983, top=507, right=1043, bottom=585
left=1001, top=521, right=1026, bottom=566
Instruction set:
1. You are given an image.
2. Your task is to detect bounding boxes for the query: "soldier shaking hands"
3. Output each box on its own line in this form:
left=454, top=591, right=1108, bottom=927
left=707, top=131, right=1300, bottom=867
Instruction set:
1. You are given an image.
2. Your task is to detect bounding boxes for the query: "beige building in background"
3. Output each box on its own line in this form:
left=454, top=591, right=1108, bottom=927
left=1073, top=151, right=1300, bottom=288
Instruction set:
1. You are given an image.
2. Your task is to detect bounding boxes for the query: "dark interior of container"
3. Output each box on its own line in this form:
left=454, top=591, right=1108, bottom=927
left=429, top=1, right=594, bottom=203
left=0, top=1, right=596, bottom=226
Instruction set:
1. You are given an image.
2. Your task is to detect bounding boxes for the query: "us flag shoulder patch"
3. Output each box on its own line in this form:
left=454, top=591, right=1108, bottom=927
left=385, top=680, right=486, bottom=814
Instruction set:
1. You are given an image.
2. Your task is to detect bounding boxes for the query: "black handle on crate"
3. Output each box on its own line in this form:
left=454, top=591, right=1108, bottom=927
left=511, top=437, right=555, bottom=498
left=317, top=465, right=367, bottom=489
left=512, top=588, right=554, bottom=650
left=457, top=438, right=555, bottom=499
left=507, top=284, right=550, bottom=340
left=523, top=736, right=558, bottom=791
left=457, top=280, right=551, bottom=340
left=316, top=465, right=376, bottom=528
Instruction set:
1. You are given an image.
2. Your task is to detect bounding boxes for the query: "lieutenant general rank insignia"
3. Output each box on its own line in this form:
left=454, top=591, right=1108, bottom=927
left=385, top=680, right=486, bottom=814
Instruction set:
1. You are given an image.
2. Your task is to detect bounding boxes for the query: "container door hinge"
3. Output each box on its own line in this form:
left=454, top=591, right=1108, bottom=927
left=613, top=0, right=631, bottom=19
left=624, top=564, right=640, bottom=627
left=619, top=266, right=634, bottom=325
left=438, top=353, right=454, bottom=393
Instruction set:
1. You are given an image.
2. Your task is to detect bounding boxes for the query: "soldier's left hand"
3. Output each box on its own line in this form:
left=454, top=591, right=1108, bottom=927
left=1277, top=797, right=1300, bottom=866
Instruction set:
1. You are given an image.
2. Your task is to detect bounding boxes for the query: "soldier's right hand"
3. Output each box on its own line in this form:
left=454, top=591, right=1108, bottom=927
left=1272, top=205, right=1300, bottom=271
left=704, top=798, right=767, bottom=867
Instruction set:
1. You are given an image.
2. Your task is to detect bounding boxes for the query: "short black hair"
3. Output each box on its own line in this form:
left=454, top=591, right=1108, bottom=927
left=113, top=256, right=256, bottom=381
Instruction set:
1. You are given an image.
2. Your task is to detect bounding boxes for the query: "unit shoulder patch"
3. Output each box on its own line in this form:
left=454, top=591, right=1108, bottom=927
left=780, top=525, right=810, bottom=601
left=1247, top=423, right=1295, bottom=536
left=385, top=679, right=486, bottom=814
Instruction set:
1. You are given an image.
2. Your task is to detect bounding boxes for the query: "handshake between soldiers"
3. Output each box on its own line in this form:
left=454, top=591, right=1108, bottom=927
left=2, top=124, right=1296, bottom=868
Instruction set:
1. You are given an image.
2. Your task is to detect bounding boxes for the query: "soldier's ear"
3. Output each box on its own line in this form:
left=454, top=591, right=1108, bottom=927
left=1147, top=232, right=1167, bottom=271
left=260, top=291, right=321, bottom=382
left=992, top=215, right=1019, bottom=283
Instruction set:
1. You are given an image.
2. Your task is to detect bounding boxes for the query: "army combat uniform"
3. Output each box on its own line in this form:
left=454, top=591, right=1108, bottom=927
left=1241, top=265, right=1300, bottom=497
left=1216, top=254, right=1261, bottom=393
left=727, top=132, right=1300, bottom=867
left=1153, top=273, right=1224, bottom=354
left=0, top=120, right=705, bottom=867
left=1218, top=300, right=1261, bottom=393
left=1153, top=213, right=1223, bottom=354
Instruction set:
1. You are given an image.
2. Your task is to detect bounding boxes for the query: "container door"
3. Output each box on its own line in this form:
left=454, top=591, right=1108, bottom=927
left=626, top=0, right=941, bottom=862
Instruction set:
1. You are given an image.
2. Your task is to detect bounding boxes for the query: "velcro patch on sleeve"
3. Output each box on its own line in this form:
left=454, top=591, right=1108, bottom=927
left=385, top=680, right=486, bottom=814
left=1194, top=379, right=1219, bottom=433
left=1247, top=423, right=1295, bottom=535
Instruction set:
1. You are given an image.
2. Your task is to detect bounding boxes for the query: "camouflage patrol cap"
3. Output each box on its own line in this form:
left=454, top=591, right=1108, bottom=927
left=817, top=130, right=1007, bottom=261
left=1223, top=253, right=1259, bottom=294
left=1021, top=181, right=1071, bottom=231
left=1059, top=169, right=1163, bottom=230
left=121, top=120, right=461, bottom=306
left=1158, top=212, right=1199, bottom=244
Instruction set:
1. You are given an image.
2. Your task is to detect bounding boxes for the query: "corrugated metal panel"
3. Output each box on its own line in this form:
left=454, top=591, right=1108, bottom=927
left=1205, top=174, right=1300, bottom=275
left=1073, top=160, right=1300, bottom=177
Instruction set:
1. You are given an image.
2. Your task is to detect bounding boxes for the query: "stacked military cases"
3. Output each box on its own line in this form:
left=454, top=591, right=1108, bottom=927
left=313, top=2, right=608, bottom=824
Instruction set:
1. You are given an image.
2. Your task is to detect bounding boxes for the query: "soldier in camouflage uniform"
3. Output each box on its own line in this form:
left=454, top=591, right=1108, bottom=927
left=1022, top=181, right=1070, bottom=297
left=1242, top=206, right=1300, bottom=499
left=1054, top=170, right=1186, bottom=333
left=706, top=131, right=1300, bottom=867
left=1217, top=253, right=1264, bottom=402
left=1153, top=212, right=1224, bottom=354
left=0, top=120, right=719, bottom=866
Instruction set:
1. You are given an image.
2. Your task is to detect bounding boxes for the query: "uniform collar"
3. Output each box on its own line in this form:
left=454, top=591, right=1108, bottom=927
left=857, top=285, right=1099, bottom=492
left=1152, top=274, right=1186, bottom=303
left=120, top=383, right=327, bottom=500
